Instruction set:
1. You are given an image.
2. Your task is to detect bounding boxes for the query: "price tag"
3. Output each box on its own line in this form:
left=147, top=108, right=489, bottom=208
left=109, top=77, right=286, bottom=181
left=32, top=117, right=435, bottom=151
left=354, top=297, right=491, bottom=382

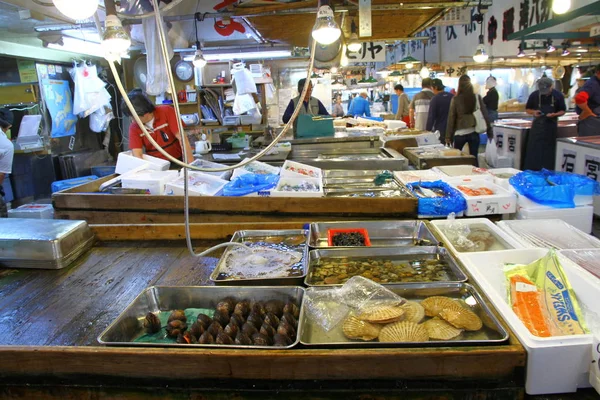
left=68, top=136, right=75, bottom=150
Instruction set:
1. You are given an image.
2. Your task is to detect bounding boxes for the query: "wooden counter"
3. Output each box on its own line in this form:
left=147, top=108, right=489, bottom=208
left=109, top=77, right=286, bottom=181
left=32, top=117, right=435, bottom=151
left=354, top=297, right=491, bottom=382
left=52, top=175, right=418, bottom=225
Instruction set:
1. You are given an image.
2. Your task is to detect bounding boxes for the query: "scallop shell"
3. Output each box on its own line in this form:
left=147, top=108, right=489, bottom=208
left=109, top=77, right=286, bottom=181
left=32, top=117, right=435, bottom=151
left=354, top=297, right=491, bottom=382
left=342, top=316, right=382, bottom=341
left=423, top=317, right=463, bottom=340
left=421, top=296, right=461, bottom=317
left=438, top=307, right=483, bottom=331
left=400, top=301, right=425, bottom=323
left=378, top=321, right=429, bottom=343
left=357, top=305, right=405, bottom=324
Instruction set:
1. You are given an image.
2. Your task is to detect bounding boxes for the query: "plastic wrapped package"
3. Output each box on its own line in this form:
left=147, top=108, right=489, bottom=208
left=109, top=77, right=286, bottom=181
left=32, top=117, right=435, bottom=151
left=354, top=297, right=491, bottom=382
left=89, top=105, right=114, bottom=133
left=222, top=173, right=279, bottom=197
left=405, top=180, right=467, bottom=217
left=497, top=219, right=600, bottom=250
left=70, top=64, right=111, bottom=117
left=303, top=276, right=406, bottom=332
left=231, top=63, right=257, bottom=95
left=559, top=250, right=600, bottom=280
left=441, top=213, right=476, bottom=252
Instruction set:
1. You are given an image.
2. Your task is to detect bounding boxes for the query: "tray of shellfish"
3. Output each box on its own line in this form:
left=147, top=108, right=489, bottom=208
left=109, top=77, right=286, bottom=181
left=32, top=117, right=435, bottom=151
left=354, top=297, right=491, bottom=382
left=305, top=247, right=467, bottom=286
left=97, top=286, right=303, bottom=349
left=210, top=230, right=309, bottom=286
left=299, top=283, right=509, bottom=347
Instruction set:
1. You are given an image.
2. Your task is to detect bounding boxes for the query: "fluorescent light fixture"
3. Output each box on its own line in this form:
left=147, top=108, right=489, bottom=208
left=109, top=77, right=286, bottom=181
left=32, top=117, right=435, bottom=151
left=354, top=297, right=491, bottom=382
left=312, top=5, right=341, bottom=45
left=47, top=36, right=126, bottom=59
left=184, top=50, right=291, bottom=61
left=52, top=0, right=98, bottom=20
left=552, top=0, right=571, bottom=14
left=102, top=15, right=131, bottom=61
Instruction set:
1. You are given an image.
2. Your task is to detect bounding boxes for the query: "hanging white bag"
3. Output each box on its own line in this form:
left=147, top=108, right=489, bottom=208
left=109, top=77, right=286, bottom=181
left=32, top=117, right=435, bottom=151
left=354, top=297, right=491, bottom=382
left=473, top=95, right=488, bottom=134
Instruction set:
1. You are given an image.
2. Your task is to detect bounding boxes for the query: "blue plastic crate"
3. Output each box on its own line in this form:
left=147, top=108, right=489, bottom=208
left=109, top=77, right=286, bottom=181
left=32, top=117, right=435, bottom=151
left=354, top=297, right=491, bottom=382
left=91, top=165, right=116, bottom=177
left=51, top=175, right=99, bottom=193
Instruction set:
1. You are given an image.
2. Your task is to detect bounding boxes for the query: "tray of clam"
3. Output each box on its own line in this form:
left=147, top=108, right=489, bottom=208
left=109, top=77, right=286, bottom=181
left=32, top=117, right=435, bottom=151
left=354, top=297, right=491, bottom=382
left=299, top=283, right=508, bottom=347
left=305, top=246, right=467, bottom=286
left=98, top=286, right=303, bottom=349
left=210, top=230, right=308, bottom=286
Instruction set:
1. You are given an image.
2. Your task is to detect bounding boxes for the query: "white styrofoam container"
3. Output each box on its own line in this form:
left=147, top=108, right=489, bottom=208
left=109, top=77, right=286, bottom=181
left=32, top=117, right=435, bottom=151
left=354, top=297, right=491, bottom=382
left=460, top=249, right=596, bottom=395
left=7, top=203, right=54, bottom=219
left=383, top=120, right=408, bottom=130
left=281, top=160, right=322, bottom=179
left=516, top=205, right=594, bottom=234
left=121, top=170, right=179, bottom=195
left=165, top=171, right=227, bottom=197
left=393, top=169, right=442, bottom=185
left=447, top=179, right=517, bottom=216
left=430, top=218, right=524, bottom=254
left=187, top=159, right=232, bottom=181
left=231, top=159, right=280, bottom=180
left=516, top=192, right=594, bottom=209
left=433, top=165, right=493, bottom=181
left=496, top=219, right=600, bottom=250
left=488, top=168, right=521, bottom=191
left=270, top=176, right=324, bottom=198
left=115, top=151, right=170, bottom=175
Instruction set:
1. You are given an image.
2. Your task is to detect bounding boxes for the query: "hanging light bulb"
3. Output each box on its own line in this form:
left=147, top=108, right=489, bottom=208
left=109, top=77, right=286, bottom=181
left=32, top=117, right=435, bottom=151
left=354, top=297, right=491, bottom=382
left=102, top=14, right=131, bottom=61
left=420, top=65, right=430, bottom=78
left=193, top=50, right=207, bottom=68
left=312, top=4, right=341, bottom=45
left=552, top=0, right=571, bottom=14
left=52, top=0, right=98, bottom=20
left=473, top=34, right=489, bottom=63
left=330, top=66, right=338, bottom=74
left=347, top=19, right=362, bottom=52
left=546, top=39, right=556, bottom=53
left=405, top=62, right=414, bottom=69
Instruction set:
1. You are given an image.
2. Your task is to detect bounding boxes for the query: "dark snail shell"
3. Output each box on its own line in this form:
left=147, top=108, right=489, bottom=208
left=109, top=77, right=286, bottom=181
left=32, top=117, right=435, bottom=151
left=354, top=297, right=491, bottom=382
left=250, top=301, right=266, bottom=317
left=196, top=313, right=212, bottom=328
left=273, top=333, right=292, bottom=347
left=246, top=312, right=263, bottom=329
left=281, top=312, right=298, bottom=329
left=216, top=297, right=236, bottom=315
left=166, top=319, right=187, bottom=338
left=177, top=330, right=196, bottom=344
left=212, top=310, right=230, bottom=327
left=259, top=323, right=276, bottom=338
left=264, top=312, right=280, bottom=328
left=198, top=331, right=214, bottom=344
left=190, top=321, right=205, bottom=338
left=167, top=310, right=187, bottom=323
left=277, top=321, right=296, bottom=339
left=283, top=302, right=300, bottom=319
left=241, top=322, right=258, bottom=337
left=224, top=322, right=239, bottom=339
left=216, top=332, right=234, bottom=345
left=207, top=321, right=223, bottom=337
left=264, top=300, right=284, bottom=318
left=234, top=332, right=253, bottom=346
left=233, top=301, right=251, bottom=318
left=251, top=333, right=272, bottom=346
left=143, top=312, right=161, bottom=334
left=229, top=314, right=244, bottom=328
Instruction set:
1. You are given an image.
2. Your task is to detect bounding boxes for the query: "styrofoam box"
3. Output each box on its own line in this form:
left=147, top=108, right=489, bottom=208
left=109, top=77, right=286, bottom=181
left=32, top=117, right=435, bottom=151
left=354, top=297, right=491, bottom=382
left=270, top=176, right=324, bottom=198
left=460, top=249, right=597, bottom=395
left=488, top=168, right=521, bottom=191
left=419, top=211, right=464, bottom=219
left=7, top=203, right=54, bottom=219
left=281, top=160, right=322, bottom=179
left=383, top=120, right=408, bottom=130
left=447, top=179, right=517, bottom=216
left=393, top=169, right=442, bottom=185
left=121, top=170, right=179, bottom=195
left=430, top=218, right=524, bottom=254
left=115, top=151, right=170, bottom=175
left=231, top=159, right=280, bottom=180
left=433, top=165, right=493, bottom=181
left=187, top=159, right=232, bottom=181
left=517, top=192, right=594, bottom=209
left=516, top=205, right=594, bottom=234
left=165, top=171, right=227, bottom=197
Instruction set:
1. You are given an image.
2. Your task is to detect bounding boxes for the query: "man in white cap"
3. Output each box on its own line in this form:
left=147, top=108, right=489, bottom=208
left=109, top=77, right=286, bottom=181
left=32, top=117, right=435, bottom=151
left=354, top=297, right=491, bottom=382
left=483, top=76, right=499, bottom=123
left=524, top=77, right=566, bottom=170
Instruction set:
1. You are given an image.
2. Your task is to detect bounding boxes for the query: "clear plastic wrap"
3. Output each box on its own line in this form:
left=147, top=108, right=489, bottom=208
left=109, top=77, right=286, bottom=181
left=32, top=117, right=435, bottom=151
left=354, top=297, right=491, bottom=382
left=303, top=276, right=406, bottom=332
left=497, top=219, right=600, bottom=250
left=442, top=213, right=476, bottom=252
left=559, top=250, right=600, bottom=280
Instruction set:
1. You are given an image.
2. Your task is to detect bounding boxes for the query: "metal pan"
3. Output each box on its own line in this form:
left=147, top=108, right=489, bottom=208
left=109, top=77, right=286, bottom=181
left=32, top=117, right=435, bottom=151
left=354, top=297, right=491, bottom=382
left=305, top=246, right=467, bottom=286
left=210, top=230, right=308, bottom=286
left=98, top=286, right=304, bottom=350
left=299, top=283, right=508, bottom=347
left=322, top=170, right=386, bottom=179
left=308, top=220, right=438, bottom=249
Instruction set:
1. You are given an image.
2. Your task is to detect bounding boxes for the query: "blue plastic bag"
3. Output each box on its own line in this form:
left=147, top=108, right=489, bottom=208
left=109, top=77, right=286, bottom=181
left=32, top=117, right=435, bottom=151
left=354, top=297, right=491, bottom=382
left=544, top=170, right=600, bottom=196
left=222, top=173, right=279, bottom=197
left=509, top=170, right=578, bottom=208
left=406, top=180, right=467, bottom=217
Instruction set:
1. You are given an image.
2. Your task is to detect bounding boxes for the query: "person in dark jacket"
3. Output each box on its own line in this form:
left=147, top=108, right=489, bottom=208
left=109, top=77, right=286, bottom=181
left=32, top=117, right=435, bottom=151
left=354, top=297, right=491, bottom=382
left=426, top=78, right=454, bottom=143
left=483, top=76, right=499, bottom=123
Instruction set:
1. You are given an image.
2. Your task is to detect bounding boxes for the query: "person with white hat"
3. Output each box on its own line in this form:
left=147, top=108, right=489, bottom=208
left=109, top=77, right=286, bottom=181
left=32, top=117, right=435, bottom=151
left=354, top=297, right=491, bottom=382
left=524, top=77, right=566, bottom=170
left=483, top=76, right=499, bottom=123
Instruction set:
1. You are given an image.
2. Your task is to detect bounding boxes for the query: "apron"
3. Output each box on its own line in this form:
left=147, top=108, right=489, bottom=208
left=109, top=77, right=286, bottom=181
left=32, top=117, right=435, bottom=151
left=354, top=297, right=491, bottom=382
left=292, top=96, right=320, bottom=136
left=577, top=105, right=600, bottom=137
left=524, top=93, right=557, bottom=171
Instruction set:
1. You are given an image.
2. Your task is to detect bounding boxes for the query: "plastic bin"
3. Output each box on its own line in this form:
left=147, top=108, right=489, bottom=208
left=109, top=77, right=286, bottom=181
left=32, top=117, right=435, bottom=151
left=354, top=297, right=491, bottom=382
left=51, top=175, right=99, bottom=193
left=394, top=169, right=442, bottom=184
left=496, top=219, right=600, bottom=250
left=115, top=151, right=170, bottom=175
left=433, top=165, right=493, bottom=181
left=165, top=171, right=227, bottom=197
left=91, top=165, right=116, bottom=178
left=7, top=203, right=54, bottom=219
left=231, top=159, right=280, bottom=180
left=270, top=176, right=324, bottom=198
left=281, top=160, right=322, bottom=179
left=460, top=249, right=597, bottom=395
left=121, top=170, right=179, bottom=195
left=516, top=205, right=594, bottom=234
left=488, top=168, right=521, bottom=191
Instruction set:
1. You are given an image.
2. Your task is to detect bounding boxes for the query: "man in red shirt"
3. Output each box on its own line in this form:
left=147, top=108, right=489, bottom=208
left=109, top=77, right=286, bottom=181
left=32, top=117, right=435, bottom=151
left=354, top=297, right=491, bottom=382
left=123, top=89, right=193, bottom=163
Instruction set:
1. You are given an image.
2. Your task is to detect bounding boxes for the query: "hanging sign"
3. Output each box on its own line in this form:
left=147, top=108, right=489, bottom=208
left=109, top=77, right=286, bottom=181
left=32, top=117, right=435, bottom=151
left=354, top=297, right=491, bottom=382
left=590, top=25, right=600, bottom=38
left=347, top=41, right=386, bottom=63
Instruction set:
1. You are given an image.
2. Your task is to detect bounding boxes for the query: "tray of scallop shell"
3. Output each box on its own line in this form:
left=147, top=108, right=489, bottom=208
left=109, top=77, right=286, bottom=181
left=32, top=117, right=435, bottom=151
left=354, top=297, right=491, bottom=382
left=299, top=283, right=508, bottom=347
left=98, top=286, right=303, bottom=349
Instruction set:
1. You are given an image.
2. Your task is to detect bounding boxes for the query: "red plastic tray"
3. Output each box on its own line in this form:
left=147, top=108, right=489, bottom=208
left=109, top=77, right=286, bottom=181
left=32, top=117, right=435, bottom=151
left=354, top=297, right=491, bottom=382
left=327, top=228, right=371, bottom=247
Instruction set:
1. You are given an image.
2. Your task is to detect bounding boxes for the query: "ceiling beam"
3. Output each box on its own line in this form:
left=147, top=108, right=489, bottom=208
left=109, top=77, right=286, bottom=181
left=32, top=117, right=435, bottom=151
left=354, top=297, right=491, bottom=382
left=508, top=2, right=600, bottom=41
left=521, top=32, right=591, bottom=40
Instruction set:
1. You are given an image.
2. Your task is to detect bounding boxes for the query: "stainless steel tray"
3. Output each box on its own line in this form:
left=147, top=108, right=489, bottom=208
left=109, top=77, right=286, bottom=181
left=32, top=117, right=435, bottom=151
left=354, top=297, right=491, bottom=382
left=0, top=218, right=95, bottom=269
left=291, top=149, right=408, bottom=171
left=98, top=286, right=304, bottom=349
left=210, top=230, right=308, bottom=286
left=299, top=283, right=508, bottom=347
left=305, top=246, right=467, bottom=286
left=323, top=170, right=387, bottom=179
left=308, top=221, right=438, bottom=249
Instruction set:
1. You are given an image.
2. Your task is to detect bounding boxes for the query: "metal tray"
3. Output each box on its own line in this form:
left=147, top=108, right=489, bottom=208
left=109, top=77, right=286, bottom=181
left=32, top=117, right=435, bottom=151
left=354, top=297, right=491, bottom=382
left=210, top=230, right=309, bottom=286
left=299, top=283, right=509, bottom=347
left=98, top=286, right=304, bottom=349
left=308, top=221, right=438, bottom=249
left=323, top=170, right=388, bottom=179
left=305, top=246, right=467, bottom=286
left=0, top=218, right=95, bottom=269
